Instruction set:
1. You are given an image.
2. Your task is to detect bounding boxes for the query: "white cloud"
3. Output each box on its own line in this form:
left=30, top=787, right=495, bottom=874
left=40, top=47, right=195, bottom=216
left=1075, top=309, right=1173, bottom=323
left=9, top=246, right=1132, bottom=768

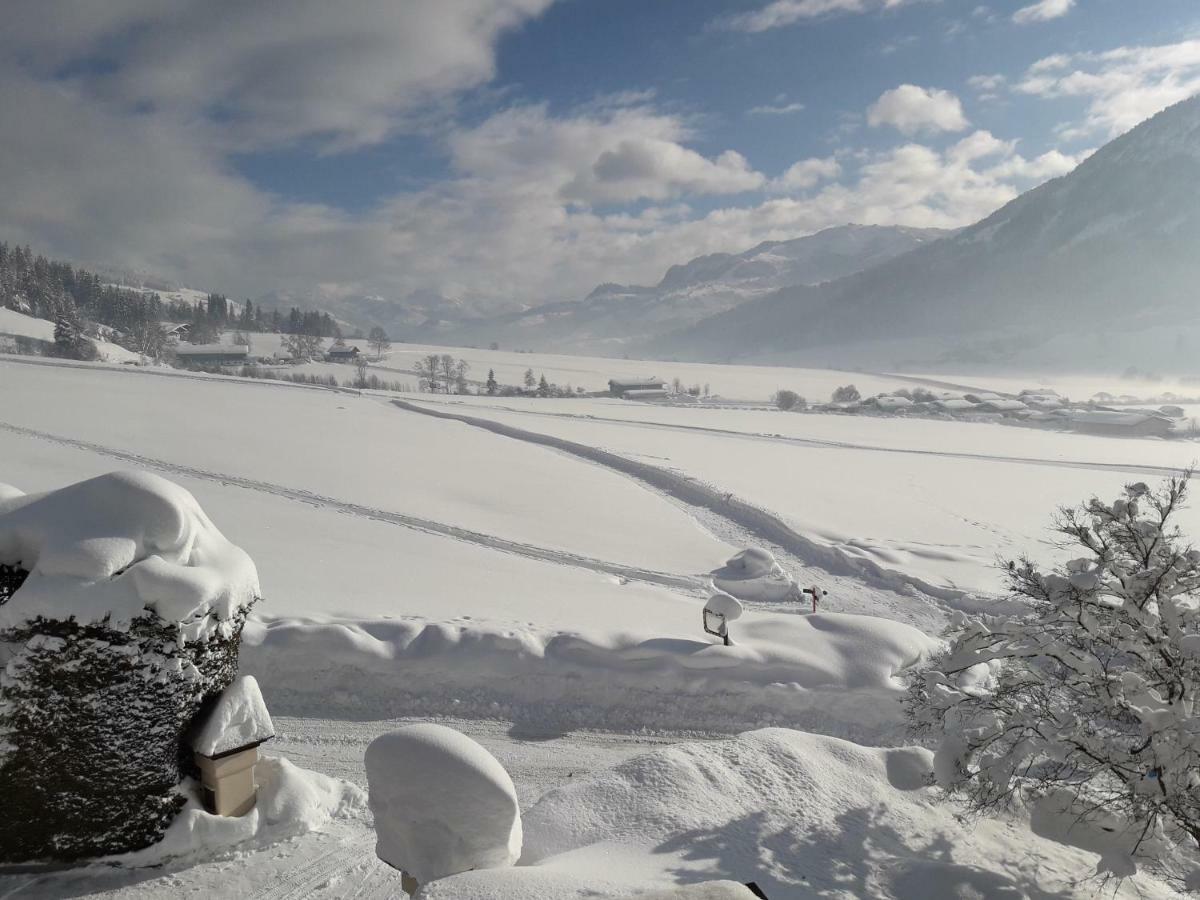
left=749, top=102, right=807, bottom=115
left=357, top=124, right=1084, bottom=303
left=720, top=0, right=917, bottom=33
left=867, top=85, right=970, bottom=135
left=0, top=0, right=1094, bottom=310
left=1016, top=39, right=1200, bottom=137
left=1, top=0, right=556, bottom=150
left=448, top=103, right=766, bottom=206
left=968, top=73, right=1006, bottom=92
left=771, top=157, right=842, bottom=192
left=1012, top=0, right=1075, bottom=25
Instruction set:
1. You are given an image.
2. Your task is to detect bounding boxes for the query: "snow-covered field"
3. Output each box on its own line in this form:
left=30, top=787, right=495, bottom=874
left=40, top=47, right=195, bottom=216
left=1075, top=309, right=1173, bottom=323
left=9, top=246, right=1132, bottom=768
left=392, top=393, right=1200, bottom=595
left=1, top=349, right=1189, bottom=898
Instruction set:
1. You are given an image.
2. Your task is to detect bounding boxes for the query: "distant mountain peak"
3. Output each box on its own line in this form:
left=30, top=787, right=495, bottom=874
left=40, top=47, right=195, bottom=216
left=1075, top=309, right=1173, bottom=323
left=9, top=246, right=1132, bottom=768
left=648, top=93, right=1200, bottom=372
left=430, top=224, right=951, bottom=353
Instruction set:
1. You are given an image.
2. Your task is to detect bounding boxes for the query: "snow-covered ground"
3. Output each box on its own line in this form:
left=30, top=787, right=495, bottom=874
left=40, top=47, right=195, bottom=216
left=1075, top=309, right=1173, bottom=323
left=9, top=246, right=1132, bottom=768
left=391, top=394, right=1200, bottom=595
left=1, top=306, right=141, bottom=362
left=1, top=349, right=1190, bottom=897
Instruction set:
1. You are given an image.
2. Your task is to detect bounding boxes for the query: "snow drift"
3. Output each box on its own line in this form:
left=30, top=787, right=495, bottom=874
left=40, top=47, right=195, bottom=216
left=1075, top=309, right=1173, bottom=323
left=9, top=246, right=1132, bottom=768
left=244, top=610, right=937, bottom=739
left=710, top=547, right=797, bottom=603
left=425, top=728, right=1173, bottom=899
left=117, top=755, right=366, bottom=868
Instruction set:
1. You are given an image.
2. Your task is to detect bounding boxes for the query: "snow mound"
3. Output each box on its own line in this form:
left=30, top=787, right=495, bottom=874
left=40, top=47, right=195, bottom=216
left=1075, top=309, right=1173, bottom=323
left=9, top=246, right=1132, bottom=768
left=423, top=728, right=1170, bottom=900
left=703, top=591, right=743, bottom=621
left=365, top=723, right=522, bottom=885
left=0, top=483, right=25, bottom=505
left=0, top=471, right=259, bottom=638
left=192, top=674, right=275, bottom=757
left=116, top=755, right=365, bottom=867
left=710, top=547, right=797, bottom=603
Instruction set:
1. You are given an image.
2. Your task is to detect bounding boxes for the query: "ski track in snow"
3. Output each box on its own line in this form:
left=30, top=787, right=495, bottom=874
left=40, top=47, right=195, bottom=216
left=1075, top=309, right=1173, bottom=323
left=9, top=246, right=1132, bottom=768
left=0, top=419, right=700, bottom=593
left=390, top=399, right=970, bottom=605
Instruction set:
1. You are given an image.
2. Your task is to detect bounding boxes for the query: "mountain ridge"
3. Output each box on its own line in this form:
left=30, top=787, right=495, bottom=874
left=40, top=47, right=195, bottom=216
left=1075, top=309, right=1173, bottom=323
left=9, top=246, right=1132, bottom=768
left=646, top=94, right=1200, bottom=371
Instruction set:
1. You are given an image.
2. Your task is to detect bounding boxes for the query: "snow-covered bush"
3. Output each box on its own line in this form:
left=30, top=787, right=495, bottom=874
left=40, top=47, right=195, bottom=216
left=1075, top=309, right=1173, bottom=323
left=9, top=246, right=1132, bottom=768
left=0, top=472, right=260, bottom=862
left=773, top=389, right=805, bottom=411
left=831, top=384, right=860, bottom=403
left=907, top=475, right=1200, bottom=887
left=365, top=723, right=522, bottom=886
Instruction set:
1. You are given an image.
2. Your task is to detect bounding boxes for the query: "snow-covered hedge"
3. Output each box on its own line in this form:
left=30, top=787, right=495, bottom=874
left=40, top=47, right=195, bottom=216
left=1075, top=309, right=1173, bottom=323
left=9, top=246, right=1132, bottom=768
left=0, top=472, right=260, bottom=862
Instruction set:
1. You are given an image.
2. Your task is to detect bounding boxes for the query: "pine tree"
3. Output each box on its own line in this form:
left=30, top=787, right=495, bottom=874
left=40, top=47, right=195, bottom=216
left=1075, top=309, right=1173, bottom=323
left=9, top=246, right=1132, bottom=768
left=537, top=374, right=550, bottom=397
left=486, top=369, right=498, bottom=395
left=523, top=368, right=535, bottom=389
left=52, top=303, right=93, bottom=360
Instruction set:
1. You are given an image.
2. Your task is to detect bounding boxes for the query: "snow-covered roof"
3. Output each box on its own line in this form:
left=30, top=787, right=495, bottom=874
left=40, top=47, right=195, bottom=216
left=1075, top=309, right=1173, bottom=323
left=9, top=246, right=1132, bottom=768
left=609, top=377, right=664, bottom=388
left=933, top=398, right=977, bottom=411
left=0, top=471, right=260, bottom=636
left=975, top=399, right=1028, bottom=412
left=192, top=675, right=275, bottom=757
left=1068, top=410, right=1171, bottom=427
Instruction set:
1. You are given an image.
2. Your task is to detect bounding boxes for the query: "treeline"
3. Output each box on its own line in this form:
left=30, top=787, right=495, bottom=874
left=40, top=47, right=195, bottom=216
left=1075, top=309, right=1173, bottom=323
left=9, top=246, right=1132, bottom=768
left=0, top=243, right=164, bottom=336
left=0, top=241, right=341, bottom=358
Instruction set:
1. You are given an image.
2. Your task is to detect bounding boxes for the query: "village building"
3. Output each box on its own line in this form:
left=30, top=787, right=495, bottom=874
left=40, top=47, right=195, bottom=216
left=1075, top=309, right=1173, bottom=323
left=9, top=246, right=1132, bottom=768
left=1065, top=409, right=1174, bottom=438
left=932, top=397, right=978, bottom=413
left=974, top=398, right=1029, bottom=415
left=174, top=344, right=250, bottom=367
left=608, top=377, right=668, bottom=400
left=873, top=395, right=913, bottom=413
left=327, top=345, right=361, bottom=362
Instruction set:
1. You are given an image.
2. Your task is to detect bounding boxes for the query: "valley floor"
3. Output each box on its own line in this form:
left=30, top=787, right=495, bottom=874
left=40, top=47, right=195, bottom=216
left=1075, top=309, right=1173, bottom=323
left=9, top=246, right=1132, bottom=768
left=0, top=350, right=1191, bottom=898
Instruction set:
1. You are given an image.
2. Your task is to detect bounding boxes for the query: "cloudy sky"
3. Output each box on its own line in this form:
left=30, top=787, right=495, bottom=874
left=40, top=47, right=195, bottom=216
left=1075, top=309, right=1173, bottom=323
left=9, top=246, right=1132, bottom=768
left=2, top=0, right=1198, bottom=308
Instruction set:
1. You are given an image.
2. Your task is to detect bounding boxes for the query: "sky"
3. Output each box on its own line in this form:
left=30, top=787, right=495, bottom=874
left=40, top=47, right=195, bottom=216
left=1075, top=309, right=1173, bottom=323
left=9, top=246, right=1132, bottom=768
left=2, top=0, right=1199, bottom=310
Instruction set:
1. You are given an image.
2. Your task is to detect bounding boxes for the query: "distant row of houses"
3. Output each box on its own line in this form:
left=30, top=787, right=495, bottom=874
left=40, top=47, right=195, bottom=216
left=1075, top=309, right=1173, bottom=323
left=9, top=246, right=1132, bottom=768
left=856, top=388, right=1180, bottom=438
left=173, top=344, right=362, bottom=367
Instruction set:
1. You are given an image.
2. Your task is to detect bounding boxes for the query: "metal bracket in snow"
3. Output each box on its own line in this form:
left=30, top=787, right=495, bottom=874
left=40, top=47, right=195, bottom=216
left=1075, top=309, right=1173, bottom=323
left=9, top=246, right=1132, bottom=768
left=702, top=608, right=730, bottom=646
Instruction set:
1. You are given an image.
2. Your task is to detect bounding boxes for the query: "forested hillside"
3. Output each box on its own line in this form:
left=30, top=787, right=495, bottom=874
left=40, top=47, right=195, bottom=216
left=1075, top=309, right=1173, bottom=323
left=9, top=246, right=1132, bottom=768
left=0, top=243, right=340, bottom=358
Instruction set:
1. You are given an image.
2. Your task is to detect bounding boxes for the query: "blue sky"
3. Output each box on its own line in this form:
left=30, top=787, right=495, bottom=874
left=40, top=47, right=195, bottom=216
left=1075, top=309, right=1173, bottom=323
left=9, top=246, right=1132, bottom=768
left=1, top=0, right=1199, bottom=306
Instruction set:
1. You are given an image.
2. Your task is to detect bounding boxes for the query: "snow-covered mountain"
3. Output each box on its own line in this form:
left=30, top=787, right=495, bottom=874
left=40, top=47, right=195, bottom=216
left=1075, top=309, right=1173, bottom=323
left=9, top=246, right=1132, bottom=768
left=650, top=94, right=1200, bottom=371
left=434, top=225, right=948, bottom=353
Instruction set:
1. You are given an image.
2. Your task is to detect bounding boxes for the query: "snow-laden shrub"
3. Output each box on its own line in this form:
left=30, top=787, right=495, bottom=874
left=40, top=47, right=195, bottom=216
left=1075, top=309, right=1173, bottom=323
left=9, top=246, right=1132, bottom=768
left=831, top=384, right=860, bottom=403
left=0, top=472, right=260, bottom=862
left=773, top=390, right=805, bottom=411
left=906, top=475, right=1200, bottom=888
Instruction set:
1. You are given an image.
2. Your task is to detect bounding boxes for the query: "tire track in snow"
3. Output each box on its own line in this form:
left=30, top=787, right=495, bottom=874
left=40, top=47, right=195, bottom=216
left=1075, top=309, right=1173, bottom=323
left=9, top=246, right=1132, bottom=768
left=251, top=842, right=375, bottom=900
left=0, top=420, right=701, bottom=592
left=391, top=399, right=967, bottom=602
